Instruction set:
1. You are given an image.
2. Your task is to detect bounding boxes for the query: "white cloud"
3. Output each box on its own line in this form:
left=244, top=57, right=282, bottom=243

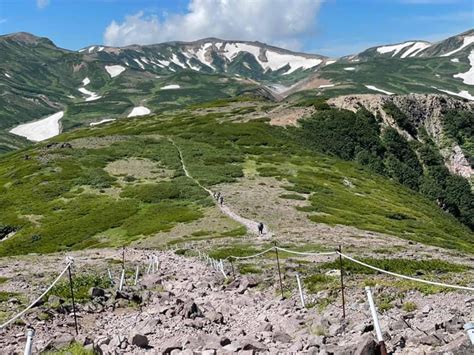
left=37, top=0, right=50, bottom=9
left=104, top=0, right=323, bottom=50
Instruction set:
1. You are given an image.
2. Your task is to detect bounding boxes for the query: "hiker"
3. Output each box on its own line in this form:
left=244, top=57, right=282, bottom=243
left=258, top=222, right=264, bottom=235
left=219, top=196, right=224, bottom=206
left=216, top=192, right=221, bottom=200
left=213, top=192, right=217, bottom=199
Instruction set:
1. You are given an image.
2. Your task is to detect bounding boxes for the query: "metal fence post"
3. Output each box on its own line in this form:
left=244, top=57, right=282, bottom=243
left=464, top=322, right=474, bottom=345
left=337, top=245, right=346, bottom=319
left=296, top=273, right=305, bottom=308
left=365, top=286, right=387, bottom=355
left=67, top=264, right=79, bottom=335
left=134, top=265, right=139, bottom=286
left=274, top=243, right=284, bottom=299
left=23, top=327, right=35, bottom=355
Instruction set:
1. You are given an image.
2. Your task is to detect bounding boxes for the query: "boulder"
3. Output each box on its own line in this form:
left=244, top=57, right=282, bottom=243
left=354, top=334, right=376, bottom=355
left=89, top=287, right=105, bottom=298
left=130, top=333, right=149, bottom=348
left=272, top=331, right=292, bottom=343
left=182, top=301, right=202, bottom=319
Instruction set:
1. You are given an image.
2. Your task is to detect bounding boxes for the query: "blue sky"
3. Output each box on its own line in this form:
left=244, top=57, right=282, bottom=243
left=0, top=0, right=472, bottom=56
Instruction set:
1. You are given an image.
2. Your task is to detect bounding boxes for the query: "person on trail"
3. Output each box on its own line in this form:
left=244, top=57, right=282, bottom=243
left=219, top=196, right=224, bottom=206
left=258, top=222, right=264, bottom=235
left=216, top=192, right=221, bottom=201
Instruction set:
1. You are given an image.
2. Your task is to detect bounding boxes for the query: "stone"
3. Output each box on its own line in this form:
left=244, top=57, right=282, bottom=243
left=141, top=274, right=163, bottom=288
left=182, top=301, right=202, bottom=319
left=137, top=318, right=161, bottom=335
left=354, top=334, right=376, bottom=355
left=220, top=337, right=231, bottom=346
left=131, top=333, right=149, bottom=348
left=162, top=339, right=182, bottom=354
left=421, top=304, right=432, bottom=314
left=45, top=333, right=75, bottom=350
left=206, top=311, right=224, bottom=324
left=272, top=331, right=292, bottom=343
left=89, top=287, right=105, bottom=298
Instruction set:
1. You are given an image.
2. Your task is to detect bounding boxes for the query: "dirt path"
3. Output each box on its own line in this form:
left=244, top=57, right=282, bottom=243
left=170, top=139, right=271, bottom=236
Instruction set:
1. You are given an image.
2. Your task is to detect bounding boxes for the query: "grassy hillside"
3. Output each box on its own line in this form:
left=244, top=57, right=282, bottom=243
left=0, top=97, right=472, bottom=257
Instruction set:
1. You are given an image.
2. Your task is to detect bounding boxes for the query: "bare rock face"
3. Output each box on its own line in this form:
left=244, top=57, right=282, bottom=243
left=329, top=93, right=473, bottom=182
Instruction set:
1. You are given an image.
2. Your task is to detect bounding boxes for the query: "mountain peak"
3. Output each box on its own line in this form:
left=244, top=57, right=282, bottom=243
left=1, top=32, right=57, bottom=47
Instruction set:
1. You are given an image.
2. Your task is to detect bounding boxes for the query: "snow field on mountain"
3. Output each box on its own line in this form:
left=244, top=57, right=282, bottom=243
left=400, top=42, right=431, bottom=58
left=453, top=50, right=474, bottom=85
left=161, top=84, right=181, bottom=90
left=9, top=111, right=64, bottom=141
left=90, top=119, right=116, bottom=126
left=78, top=87, right=102, bottom=101
left=133, top=58, right=145, bottom=69
left=128, top=106, right=151, bottom=117
left=365, top=85, right=394, bottom=95
left=436, top=88, right=474, bottom=101
left=441, top=36, right=474, bottom=57
left=105, top=65, right=126, bottom=78
left=344, top=67, right=355, bottom=71
left=82, top=77, right=90, bottom=86
left=377, top=42, right=414, bottom=56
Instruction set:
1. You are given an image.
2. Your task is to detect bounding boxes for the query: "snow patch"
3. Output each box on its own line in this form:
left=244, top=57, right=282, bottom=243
left=195, top=43, right=215, bottom=69
left=105, top=65, right=126, bottom=78
left=90, top=119, right=115, bottom=126
left=82, top=77, right=90, bottom=86
left=325, top=60, right=336, bottom=65
left=88, top=46, right=96, bottom=53
left=67, top=95, right=75, bottom=99
left=186, top=59, right=200, bottom=71
left=344, top=67, right=355, bottom=71
left=170, top=54, right=186, bottom=68
left=365, top=85, right=394, bottom=95
left=441, top=36, right=474, bottom=57
left=401, top=42, right=431, bottom=58
left=9, top=111, right=64, bottom=142
left=4, top=73, right=11, bottom=78
left=377, top=42, right=414, bottom=57
left=319, top=84, right=335, bottom=88
left=133, top=58, right=145, bottom=70
left=161, top=84, right=180, bottom=90
left=453, top=50, right=474, bottom=85
left=98, top=46, right=105, bottom=52
left=128, top=106, right=151, bottom=117
left=435, top=87, right=474, bottom=100
left=451, top=58, right=459, bottom=63
left=78, top=87, right=102, bottom=101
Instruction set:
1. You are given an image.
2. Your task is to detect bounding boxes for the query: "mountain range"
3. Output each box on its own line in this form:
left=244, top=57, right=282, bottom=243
left=0, top=29, right=473, bottom=153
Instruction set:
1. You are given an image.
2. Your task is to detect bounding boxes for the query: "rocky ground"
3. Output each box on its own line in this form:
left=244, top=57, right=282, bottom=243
left=0, top=248, right=473, bottom=354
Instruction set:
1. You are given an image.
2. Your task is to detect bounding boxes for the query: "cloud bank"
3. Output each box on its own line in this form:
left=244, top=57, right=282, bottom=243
left=104, top=0, right=323, bottom=50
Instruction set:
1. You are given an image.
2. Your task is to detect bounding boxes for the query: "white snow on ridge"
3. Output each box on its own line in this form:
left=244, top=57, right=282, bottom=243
left=453, top=50, right=474, bottom=85
left=325, top=60, right=336, bottom=65
left=88, top=46, right=96, bottom=53
left=140, top=57, right=150, bottom=64
left=105, top=65, right=126, bottom=78
left=221, top=43, right=321, bottom=74
left=441, top=36, right=474, bottom=57
left=319, top=84, right=335, bottom=88
left=78, top=87, right=102, bottom=101
left=82, top=77, right=90, bottom=86
left=195, top=43, right=215, bottom=69
left=161, top=84, right=180, bottom=90
left=377, top=42, right=414, bottom=57
left=451, top=58, right=459, bottom=63
left=4, top=73, right=11, bottom=78
left=170, top=54, right=186, bottom=68
left=98, top=46, right=104, bottom=52
left=9, top=111, right=64, bottom=142
left=344, top=67, right=355, bottom=71
left=133, top=58, right=145, bottom=70
left=436, top=88, right=474, bottom=101
left=90, top=119, right=115, bottom=126
left=401, top=42, right=431, bottom=58
left=365, top=85, right=394, bottom=95
left=128, top=106, right=151, bottom=118
left=186, top=59, right=200, bottom=71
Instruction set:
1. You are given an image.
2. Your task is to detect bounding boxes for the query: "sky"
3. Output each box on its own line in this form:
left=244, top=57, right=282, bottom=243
left=0, top=0, right=472, bottom=57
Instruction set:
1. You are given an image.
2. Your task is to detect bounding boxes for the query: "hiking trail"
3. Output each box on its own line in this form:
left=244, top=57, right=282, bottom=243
left=170, top=139, right=271, bottom=236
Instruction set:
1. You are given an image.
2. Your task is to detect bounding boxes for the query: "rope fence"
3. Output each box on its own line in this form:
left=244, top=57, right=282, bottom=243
left=0, top=260, right=73, bottom=329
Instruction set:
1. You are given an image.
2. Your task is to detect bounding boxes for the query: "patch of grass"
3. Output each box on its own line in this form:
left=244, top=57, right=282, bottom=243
left=319, top=258, right=468, bottom=276
left=402, top=301, right=417, bottom=312
left=304, top=274, right=338, bottom=293
left=238, top=263, right=262, bottom=274
left=43, top=342, right=94, bottom=355
left=0, top=277, right=9, bottom=284
left=0, top=291, right=20, bottom=302
left=48, top=273, right=109, bottom=302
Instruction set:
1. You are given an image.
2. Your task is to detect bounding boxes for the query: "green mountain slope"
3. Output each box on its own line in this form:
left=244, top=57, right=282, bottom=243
left=0, top=96, right=472, bottom=257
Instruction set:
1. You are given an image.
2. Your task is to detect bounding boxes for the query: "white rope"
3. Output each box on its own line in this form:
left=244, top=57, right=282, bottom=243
left=338, top=252, right=474, bottom=292
left=275, top=246, right=337, bottom=257
left=226, top=247, right=275, bottom=260
left=0, top=262, right=73, bottom=329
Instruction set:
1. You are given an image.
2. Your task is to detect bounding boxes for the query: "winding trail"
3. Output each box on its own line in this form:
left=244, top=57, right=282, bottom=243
left=170, top=139, right=270, bottom=236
